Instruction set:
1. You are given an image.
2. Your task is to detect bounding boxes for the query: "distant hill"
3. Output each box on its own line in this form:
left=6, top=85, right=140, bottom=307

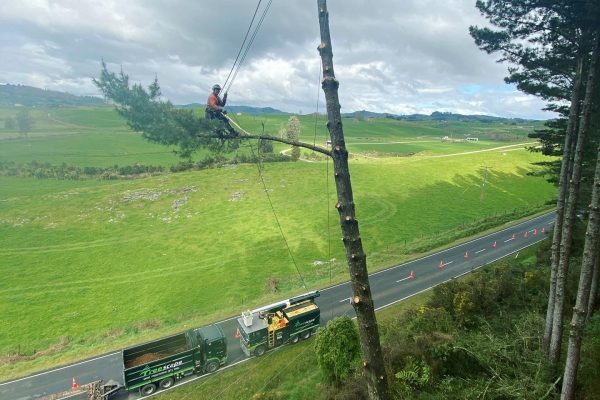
left=343, top=110, right=537, bottom=123
left=0, top=84, right=538, bottom=122
left=179, top=103, right=290, bottom=116
left=0, top=84, right=105, bottom=107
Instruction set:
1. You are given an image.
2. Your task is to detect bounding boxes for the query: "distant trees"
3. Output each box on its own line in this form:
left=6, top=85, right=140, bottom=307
left=16, top=109, right=34, bottom=138
left=258, top=138, right=273, bottom=154
left=285, top=116, right=301, bottom=160
left=4, top=116, right=15, bottom=130
left=2, top=109, right=34, bottom=137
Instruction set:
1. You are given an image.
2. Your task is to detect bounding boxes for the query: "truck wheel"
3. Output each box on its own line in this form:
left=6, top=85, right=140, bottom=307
left=159, top=377, right=175, bottom=389
left=291, top=335, right=299, bottom=344
left=255, top=345, right=266, bottom=356
left=140, top=383, right=157, bottom=396
left=205, top=361, right=219, bottom=373
left=301, top=330, right=311, bottom=340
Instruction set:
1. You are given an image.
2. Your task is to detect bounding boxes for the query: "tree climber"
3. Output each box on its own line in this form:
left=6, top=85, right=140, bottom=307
left=205, top=84, right=236, bottom=135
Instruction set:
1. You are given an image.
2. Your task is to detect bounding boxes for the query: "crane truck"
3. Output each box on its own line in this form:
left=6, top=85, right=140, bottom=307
left=236, top=291, right=320, bottom=356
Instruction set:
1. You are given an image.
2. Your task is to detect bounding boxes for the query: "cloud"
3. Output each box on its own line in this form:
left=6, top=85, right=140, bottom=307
left=0, top=0, right=555, bottom=119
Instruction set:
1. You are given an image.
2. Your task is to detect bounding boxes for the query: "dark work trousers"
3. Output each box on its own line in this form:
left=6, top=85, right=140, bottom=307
left=205, top=108, right=236, bottom=135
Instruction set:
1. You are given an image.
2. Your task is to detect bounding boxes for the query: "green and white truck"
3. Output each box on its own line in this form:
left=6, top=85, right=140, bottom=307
left=236, top=291, right=320, bottom=357
left=122, top=324, right=227, bottom=396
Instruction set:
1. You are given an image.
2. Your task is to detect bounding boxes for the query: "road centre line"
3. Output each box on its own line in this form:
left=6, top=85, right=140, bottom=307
left=339, top=297, right=350, bottom=303
left=396, top=276, right=410, bottom=283
left=475, top=249, right=486, bottom=254
left=323, top=212, right=554, bottom=290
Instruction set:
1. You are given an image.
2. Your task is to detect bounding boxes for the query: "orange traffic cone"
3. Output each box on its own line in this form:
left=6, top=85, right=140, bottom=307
left=72, top=377, right=78, bottom=390
left=512, top=234, right=516, bottom=240
left=409, top=271, right=415, bottom=279
left=542, top=227, right=545, bottom=233
left=439, top=260, right=445, bottom=269
left=524, top=231, right=528, bottom=237
left=534, top=229, right=538, bottom=236
left=464, top=251, right=469, bottom=259
left=492, top=241, right=497, bottom=248
left=235, top=328, right=240, bottom=339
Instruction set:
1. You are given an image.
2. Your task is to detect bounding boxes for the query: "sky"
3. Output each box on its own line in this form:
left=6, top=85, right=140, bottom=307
left=0, top=0, right=556, bottom=119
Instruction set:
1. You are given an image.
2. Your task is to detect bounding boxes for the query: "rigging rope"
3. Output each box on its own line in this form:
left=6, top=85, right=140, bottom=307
left=222, top=0, right=263, bottom=90
left=251, top=132, right=308, bottom=290
left=224, top=0, right=273, bottom=94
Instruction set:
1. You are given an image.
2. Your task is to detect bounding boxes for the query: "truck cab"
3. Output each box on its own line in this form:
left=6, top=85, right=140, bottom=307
left=194, top=324, right=228, bottom=373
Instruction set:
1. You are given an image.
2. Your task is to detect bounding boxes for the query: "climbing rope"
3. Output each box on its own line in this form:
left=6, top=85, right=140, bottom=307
left=222, top=0, right=263, bottom=91
left=223, top=0, right=273, bottom=94
left=249, top=132, right=308, bottom=290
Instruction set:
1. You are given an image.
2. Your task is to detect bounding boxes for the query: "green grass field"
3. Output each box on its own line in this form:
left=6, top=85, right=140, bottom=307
left=0, top=106, right=556, bottom=380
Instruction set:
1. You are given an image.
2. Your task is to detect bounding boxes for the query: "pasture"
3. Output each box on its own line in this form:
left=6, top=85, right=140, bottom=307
left=0, top=106, right=555, bottom=379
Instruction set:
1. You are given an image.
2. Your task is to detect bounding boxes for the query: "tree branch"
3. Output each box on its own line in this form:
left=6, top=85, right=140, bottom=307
left=202, top=131, right=332, bottom=157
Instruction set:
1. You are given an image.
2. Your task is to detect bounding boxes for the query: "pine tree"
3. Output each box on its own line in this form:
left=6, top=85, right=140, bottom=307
left=561, top=36, right=600, bottom=400
left=470, top=0, right=600, bottom=364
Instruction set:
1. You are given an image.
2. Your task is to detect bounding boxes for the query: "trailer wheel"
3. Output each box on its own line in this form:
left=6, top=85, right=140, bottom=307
left=205, top=361, right=219, bottom=373
left=140, top=383, right=157, bottom=396
left=291, top=335, right=299, bottom=344
left=255, top=345, right=266, bottom=356
left=159, top=377, right=175, bottom=389
left=301, top=330, right=311, bottom=340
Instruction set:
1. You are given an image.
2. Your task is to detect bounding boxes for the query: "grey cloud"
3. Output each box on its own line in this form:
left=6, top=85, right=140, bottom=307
left=0, top=0, right=553, bottom=119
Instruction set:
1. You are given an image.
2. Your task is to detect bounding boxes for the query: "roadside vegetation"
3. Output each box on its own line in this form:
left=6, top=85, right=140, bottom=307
left=0, top=106, right=555, bottom=380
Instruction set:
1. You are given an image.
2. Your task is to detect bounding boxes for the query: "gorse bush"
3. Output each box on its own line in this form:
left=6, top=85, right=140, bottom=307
left=381, top=257, right=563, bottom=399
left=314, top=316, right=361, bottom=386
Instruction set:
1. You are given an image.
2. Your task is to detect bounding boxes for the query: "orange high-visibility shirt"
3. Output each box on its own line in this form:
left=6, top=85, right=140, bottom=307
left=207, top=93, right=225, bottom=112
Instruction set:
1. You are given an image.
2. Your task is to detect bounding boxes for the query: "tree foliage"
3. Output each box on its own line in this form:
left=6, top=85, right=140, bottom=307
left=93, top=62, right=240, bottom=158
left=4, top=116, right=15, bottom=130
left=314, top=316, right=361, bottom=385
left=285, top=116, right=301, bottom=160
left=470, top=0, right=600, bottom=188
left=16, top=109, right=33, bottom=137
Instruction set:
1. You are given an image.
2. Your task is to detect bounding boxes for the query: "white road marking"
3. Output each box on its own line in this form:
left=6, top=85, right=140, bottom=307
left=396, top=276, right=410, bottom=283
left=444, top=260, right=454, bottom=265
left=339, top=297, right=350, bottom=303
left=504, top=238, right=513, bottom=243
left=475, top=249, right=486, bottom=254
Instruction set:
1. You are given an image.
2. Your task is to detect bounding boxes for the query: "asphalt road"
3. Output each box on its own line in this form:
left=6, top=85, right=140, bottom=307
left=0, top=212, right=555, bottom=400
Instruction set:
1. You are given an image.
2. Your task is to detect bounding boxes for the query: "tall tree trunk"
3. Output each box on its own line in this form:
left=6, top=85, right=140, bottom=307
left=550, top=36, right=600, bottom=364
left=587, top=244, right=600, bottom=319
left=561, top=38, right=600, bottom=400
left=316, top=1, right=389, bottom=399
left=544, top=55, right=585, bottom=354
